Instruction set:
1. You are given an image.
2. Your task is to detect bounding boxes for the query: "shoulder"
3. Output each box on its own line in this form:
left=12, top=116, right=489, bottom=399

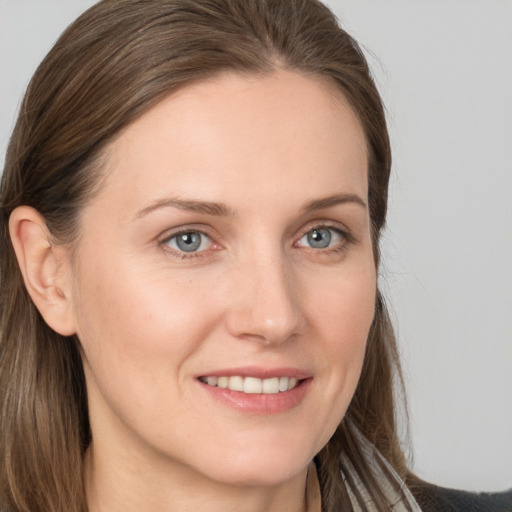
left=408, top=477, right=512, bottom=512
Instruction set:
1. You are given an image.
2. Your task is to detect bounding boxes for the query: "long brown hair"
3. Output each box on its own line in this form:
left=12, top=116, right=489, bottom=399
left=0, top=1, right=406, bottom=510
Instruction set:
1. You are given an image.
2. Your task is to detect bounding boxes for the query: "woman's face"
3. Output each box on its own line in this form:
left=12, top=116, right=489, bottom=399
left=68, top=70, right=376, bottom=486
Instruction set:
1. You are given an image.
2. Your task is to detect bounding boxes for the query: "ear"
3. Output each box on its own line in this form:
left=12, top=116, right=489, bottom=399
left=9, top=206, right=77, bottom=336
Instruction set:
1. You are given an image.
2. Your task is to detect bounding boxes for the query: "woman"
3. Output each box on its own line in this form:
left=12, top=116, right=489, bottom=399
left=0, top=1, right=510, bottom=511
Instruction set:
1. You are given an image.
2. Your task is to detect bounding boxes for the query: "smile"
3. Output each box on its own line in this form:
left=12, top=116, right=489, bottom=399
left=199, top=375, right=299, bottom=394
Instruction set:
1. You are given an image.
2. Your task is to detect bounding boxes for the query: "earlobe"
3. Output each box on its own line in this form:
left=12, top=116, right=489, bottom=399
left=8, top=206, right=77, bottom=336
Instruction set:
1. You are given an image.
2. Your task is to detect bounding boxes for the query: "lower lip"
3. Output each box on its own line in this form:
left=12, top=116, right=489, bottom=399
left=198, top=378, right=312, bottom=414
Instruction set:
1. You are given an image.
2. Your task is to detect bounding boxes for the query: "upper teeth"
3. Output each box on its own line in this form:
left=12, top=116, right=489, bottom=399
left=200, top=376, right=298, bottom=394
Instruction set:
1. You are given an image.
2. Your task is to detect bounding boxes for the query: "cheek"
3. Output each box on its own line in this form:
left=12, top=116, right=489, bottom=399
left=333, top=267, right=376, bottom=370
left=301, top=257, right=376, bottom=435
left=309, top=259, right=376, bottom=349
left=71, top=253, right=223, bottom=396
left=71, top=258, right=229, bottom=446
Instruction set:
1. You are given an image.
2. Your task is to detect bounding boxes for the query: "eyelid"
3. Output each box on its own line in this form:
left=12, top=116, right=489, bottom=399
left=158, top=225, right=222, bottom=258
left=292, top=221, right=356, bottom=255
left=294, top=220, right=354, bottom=243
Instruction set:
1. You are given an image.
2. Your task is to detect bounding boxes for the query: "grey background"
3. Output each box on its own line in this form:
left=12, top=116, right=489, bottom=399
left=1, top=0, right=511, bottom=492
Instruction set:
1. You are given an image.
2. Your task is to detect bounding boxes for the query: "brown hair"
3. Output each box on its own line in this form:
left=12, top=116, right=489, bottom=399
left=0, top=1, right=407, bottom=511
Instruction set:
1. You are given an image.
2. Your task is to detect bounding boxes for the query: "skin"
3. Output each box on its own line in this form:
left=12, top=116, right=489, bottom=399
left=11, top=69, right=376, bottom=512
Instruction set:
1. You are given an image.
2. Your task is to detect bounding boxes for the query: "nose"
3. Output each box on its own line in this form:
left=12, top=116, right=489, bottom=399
left=224, top=252, right=304, bottom=346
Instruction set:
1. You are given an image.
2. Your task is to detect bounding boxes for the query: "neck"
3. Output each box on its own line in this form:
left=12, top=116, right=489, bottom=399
left=84, top=441, right=309, bottom=512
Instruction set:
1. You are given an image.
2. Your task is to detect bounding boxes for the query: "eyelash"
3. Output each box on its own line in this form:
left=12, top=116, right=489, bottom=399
left=160, top=228, right=215, bottom=259
left=159, top=223, right=354, bottom=260
left=295, top=224, right=354, bottom=255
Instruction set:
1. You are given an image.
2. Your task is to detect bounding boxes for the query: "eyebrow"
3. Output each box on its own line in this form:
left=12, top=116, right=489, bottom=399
left=135, top=197, right=237, bottom=219
left=301, top=193, right=367, bottom=213
left=134, top=192, right=366, bottom=220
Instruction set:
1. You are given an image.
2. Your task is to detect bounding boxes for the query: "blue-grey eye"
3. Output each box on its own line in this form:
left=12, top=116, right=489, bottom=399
left=299, top=227, right=342, bottom=249
left=166, top=231, right=212, bottom=253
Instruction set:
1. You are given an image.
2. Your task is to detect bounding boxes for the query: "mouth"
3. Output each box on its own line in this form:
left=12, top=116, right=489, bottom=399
left=198, top=375, right=299, bottom=394
left=196, top=367, right=312, bottom=413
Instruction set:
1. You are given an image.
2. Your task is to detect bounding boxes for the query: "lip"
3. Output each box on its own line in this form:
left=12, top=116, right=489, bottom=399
left=196, top=366, right=313, bottom=414
left=197, top=366, right=312, bottom=380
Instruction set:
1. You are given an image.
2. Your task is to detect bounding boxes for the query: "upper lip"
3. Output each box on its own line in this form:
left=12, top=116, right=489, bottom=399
left=197, top=366, right=312, bottom=380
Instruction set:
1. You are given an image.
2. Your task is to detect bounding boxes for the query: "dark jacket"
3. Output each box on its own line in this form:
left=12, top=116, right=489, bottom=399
left=409, top=478, right=512, bottom=511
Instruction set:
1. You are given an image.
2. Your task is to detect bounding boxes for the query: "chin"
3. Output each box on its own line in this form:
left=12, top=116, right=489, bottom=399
left=190, top=433, right=319, bottom=487
left=208, top=458, right=309, bottom=488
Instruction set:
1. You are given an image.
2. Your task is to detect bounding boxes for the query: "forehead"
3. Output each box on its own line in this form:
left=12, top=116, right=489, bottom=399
left=93, top=69, right=368, bottom=216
